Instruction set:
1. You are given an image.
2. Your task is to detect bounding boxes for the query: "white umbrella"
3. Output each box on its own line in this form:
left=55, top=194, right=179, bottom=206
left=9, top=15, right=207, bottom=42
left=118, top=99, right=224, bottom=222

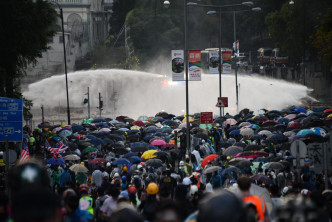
left=258, top=130, right=273, bottom=137
left=69, top=164, right=88, bottom=173
left=63, top=154, right=80, bottom=161
left=240, top=128, right=254, bottom=136
left=227, top=183, right=273, bottom=217
left=239, top=122, right=251, bottom=127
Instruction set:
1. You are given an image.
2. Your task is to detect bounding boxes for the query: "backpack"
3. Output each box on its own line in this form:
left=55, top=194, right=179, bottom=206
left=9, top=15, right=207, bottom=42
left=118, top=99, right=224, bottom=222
left=96, top=195, right=108, bottom=222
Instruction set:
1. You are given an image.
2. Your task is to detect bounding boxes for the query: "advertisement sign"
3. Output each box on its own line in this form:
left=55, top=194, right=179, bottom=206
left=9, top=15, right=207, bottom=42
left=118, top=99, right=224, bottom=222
left=236, top=40, right=239, bottom=54
left=209, top=51, right=219, bottom=74
left=189, top=50, right=201, bottom=81
left=171, top=50, right=184, bottom=81
left=222, top=51, right=232, bottom=74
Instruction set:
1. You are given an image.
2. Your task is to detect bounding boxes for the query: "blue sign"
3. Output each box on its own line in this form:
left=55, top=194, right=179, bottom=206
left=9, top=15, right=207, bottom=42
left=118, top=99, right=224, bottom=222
left=0, top=97, right=23, bottom=142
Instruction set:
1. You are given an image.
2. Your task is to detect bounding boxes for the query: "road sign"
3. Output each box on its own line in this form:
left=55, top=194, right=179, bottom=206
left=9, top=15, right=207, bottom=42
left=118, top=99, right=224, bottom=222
left=216, top=97, right=228, bottom=107
left=290, top=140, right=307, bottom=158
left=200, top=112, right=213, bottom=124
left=0, top=97, right=23, bottom=142
left=3, top=149, right=17, bottom=164
left=307, top=143, right=332, bottom=174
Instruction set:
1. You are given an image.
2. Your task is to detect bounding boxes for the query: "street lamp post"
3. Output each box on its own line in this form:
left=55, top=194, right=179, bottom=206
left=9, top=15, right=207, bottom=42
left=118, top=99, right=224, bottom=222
left=50, top=2, right=71, bottom=125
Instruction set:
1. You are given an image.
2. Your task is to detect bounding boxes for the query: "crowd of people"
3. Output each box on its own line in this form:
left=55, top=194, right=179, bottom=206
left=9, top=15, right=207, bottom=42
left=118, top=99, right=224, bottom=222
left=1, top=106, right=332, bottom=222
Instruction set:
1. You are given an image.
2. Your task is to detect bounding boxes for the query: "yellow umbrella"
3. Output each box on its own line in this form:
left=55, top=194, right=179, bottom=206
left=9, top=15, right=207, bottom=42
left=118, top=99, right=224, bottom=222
left=328, top=114, right=332, bottom=118
left=141, top=150, right=157, bottom=160
left=182, top=116, right=195, bottom=123
left=131, top=125, right=141, bottom=130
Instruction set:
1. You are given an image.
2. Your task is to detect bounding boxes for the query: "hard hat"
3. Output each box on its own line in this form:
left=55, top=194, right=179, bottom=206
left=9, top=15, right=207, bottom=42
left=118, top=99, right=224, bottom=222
left=121, top=176, right=126, bottom=181
left=146, top=182, right=159, bottom=195
left=114, top=173, right=120, bottom=178
left=106, top=162, right=111, bottom=167
left=128, top=185, right=137, bottom=195
left=180, top=161, right=184, bottom=166
left=30, top=133, right=33, bottom=137
left=190, top=185, right=199, bottom=195
left=182, top=177, right=192, bottom=186
left=301, top=189, right=310, bottom=196
left=79, top=184, right=89, bottom=192
left=227, top=156, right=231, bottom=160
left=123, top=166, right=127, bottom=172
left=0, top=151, right=3, bottom=156
left=80, top=162, right=85, bottom=165
left=137, top=165, right=143, bottom=170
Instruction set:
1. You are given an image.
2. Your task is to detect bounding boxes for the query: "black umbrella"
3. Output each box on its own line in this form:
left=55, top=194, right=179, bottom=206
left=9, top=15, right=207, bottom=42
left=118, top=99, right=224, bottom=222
left=145, top=159, right=163, bottom=168
left=265, top=162, right=284, bottom=170
left=107, top=134, right=124, bottom=141
left=233, top=142, right=247, bottom=149
left=244, top=144, right=263, bottom=151
left=131, top=146, right=148, bottom=152
left=112, top=147, right=128, bottom=155
left=194, top=132, right=209, bottom=141
left=127, top=134, right=140, bottom=142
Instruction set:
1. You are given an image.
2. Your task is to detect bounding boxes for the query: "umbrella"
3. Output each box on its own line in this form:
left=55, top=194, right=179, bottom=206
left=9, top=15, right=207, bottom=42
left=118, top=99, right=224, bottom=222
left=235, top=152, right=259, bottom=159
left=253, top=157, right=269, bottom=163
left=279, top=160, right=291, bottom=168
left=141, top=150, right=158, bottom=160
left=194, top=132, right=209, bottom=141
left=123, top=152, right=138, bottom=158
left=112, top=158, right=130, bottom=165
left=82, top=147, right=98, bottom=155
left=294, top=107, right=307, bottom=113
left=239, top=122, right=251, bottom=127
left=261, top=120, right=278, bottom=127
left=63, top=154, right=80, bottom=161
left=88, top=158, right=106, bottom=165
left=47, top=158, right=65, bottom=165
left=285, top=114, right=297, bottom=120
left=251, top=174, right=274, bottom=185
left=69, top=164, right=88, bottom=173
left=150, top=139, right=166, bottom=146
left=82, top=118, right=93, bottom=124
left=155, top=151, right=171, bottom=162
left=99, top=128, right=111, bottom=132
left=132, top=120, right=145, bottom=127
left=253, top=115, right=268, bottom=122
left=264, top=162, right=285, bottom=170
left=128, top=156, right=143, bottom=163
left=223, top=146, right=243, bottom=157
left=240, top=128, right=254, bottom=136
left=201, top=154, right=219, bottom=167
left=113, top=147, right=128, bottom=155
left=248, top=124, right=260, bottom=130
left=283, top=131, right=296, bottom=137
left=145, top=159, right=163, bottom=168
left=244, top=144, right=263, bottom=151
left=233, top=159, right=253, bottom=168
left=228, top=183, right=273, bottom=216
left=254, top=151, right=269, bottom=157
left=229, top=130, right=241, bottom=136
left=227, top=126, right=241, bottom=133
left=220, top=166, right=241, bottom=176
left=203, top=166, right=221, bottom=174
left=266, top=134, right=288, bottom=144
left=59, top=130, right=72, bottom=138
left=224, top=118, right=237, bottom=126
left=310, top=127, right=327, bottom=136
left=258, top=130, right=272, bottom=137
left=297, top=129, right=315, bottom=136
left=131, top=146, right=148, bottom=152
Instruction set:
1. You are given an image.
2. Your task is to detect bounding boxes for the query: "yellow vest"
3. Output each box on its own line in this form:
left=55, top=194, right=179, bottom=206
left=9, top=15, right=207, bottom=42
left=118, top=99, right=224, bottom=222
left=79, top=196, right=94, bottom=215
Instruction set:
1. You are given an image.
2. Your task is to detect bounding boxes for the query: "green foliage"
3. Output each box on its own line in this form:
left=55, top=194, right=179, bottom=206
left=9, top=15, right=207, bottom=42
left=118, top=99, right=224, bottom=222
left=0, top=0, right=57, bottom=98
left=312, top=8, right=332, bottom=65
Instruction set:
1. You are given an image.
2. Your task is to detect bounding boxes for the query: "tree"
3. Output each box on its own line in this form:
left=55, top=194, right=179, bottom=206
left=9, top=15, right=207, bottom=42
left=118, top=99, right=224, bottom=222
left=0, top=0, right=57, bottom=98
left=312, top=8, right=332, bottom=65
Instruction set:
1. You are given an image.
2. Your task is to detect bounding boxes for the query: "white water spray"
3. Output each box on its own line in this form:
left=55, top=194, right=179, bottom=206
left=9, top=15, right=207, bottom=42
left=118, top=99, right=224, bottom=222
left=23, top=69, right=309, bottom=120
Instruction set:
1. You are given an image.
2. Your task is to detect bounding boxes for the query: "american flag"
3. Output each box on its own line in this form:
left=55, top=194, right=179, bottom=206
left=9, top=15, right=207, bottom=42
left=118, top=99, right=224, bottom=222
left=20, top=143, right=30, bottom=161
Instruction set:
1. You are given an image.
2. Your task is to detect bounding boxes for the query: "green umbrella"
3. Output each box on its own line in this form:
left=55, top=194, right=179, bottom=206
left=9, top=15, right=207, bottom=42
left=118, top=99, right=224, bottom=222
left=82, top=146, right=97, bottom=155
left=250, top=162, right=261, bottom=172
left=82, top=118, right=93, bottom=124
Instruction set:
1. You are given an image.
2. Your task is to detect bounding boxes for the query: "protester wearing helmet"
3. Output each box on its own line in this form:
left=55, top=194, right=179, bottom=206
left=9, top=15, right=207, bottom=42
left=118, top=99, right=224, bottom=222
left=139, top=182, right=159, bottom=221
left=79, top=184, right=94, bottom=216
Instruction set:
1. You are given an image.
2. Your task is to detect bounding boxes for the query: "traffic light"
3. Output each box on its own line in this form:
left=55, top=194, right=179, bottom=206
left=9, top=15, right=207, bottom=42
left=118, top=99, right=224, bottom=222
left=83, top=98, right=88, bottom=104
left=99, top=100, right=103, bottom=109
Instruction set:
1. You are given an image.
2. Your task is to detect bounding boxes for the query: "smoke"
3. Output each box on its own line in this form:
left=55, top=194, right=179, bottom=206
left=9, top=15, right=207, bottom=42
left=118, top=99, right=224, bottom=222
left=23, top=68, right=309, bottom=121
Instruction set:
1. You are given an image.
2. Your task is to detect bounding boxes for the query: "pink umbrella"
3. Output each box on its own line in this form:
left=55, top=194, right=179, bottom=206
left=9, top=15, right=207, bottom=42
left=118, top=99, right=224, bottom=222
left=285, top=114, right=297, bottom=120
left=224, top=118, right=237, bottom=126
left=150, top=139, right=167, bottom=146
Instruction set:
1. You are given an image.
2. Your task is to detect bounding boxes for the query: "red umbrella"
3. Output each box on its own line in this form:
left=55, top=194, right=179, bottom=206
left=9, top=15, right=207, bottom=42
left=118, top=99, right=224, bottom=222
left=254, top=151, right=269, bottom=157
left=88, top=158, right=106, bottom=165
left=261, top=120, right=278, bottom=127
left=133, top=120, right=145, bottom=127
left=288, top=121, right=302, bottom=128
left=235, top=152, right=259, bottom=159
left=201, top=154, right=219, bottom=167
left=323, top=109, right=332, bottom=114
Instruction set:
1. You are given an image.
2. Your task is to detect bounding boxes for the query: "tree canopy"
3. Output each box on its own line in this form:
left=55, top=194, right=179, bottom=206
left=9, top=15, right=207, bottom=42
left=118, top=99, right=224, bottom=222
left=0, top=0, right=57, bottom=98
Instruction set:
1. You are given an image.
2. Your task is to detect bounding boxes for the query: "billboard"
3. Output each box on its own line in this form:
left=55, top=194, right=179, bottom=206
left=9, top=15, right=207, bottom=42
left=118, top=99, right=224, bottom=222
left=209, top=50, right=219, bottom=74
left=222, top=50, right=232, bottom=74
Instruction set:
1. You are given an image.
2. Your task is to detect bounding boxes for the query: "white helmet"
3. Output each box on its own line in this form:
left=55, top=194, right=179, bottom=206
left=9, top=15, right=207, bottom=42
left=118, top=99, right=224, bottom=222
left=190, top=185, right=199, bottom=195
left=114, top=173, right=120, bottom=178
left=137, top=165, right=143, bottom=170
left=180, top=161, right=185, bottom=166
left=106, top=162, right=111, bottom=167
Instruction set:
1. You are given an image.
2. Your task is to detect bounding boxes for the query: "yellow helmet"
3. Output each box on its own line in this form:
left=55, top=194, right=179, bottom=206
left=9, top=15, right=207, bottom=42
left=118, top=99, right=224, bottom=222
left=123, top=166, right=127, bottom=172
left=80, top=162, right=85, bottom=165
left=146, top=182, right=159, bottom=195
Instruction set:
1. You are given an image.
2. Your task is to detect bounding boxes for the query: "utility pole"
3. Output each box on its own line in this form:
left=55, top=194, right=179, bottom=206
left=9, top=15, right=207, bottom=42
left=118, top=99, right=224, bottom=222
left=98, top=92, right=103, bottom=118
left=87, top=87, right=90, bottom=118
left=41, top=105, right=44, bottom=123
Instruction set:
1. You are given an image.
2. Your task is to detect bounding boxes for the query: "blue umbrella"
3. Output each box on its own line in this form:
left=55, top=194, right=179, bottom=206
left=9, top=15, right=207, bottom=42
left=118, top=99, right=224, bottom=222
left=127, top=130, right=140, bottom=135
left=71, top=124, right=85, bottom=131
left=253, top=157, right=269, bottom=163
left=143, top=135, right=154, bottom=142
left=112, top=158, right=130, bottom=165
left=154, top=132, right=166, bottom=137
left=131, top=142, right=147, bottom=148
left=59, top=130, right=72, bottom=138
left=297, top=129, right=315, bottom=136
left=89, top=138, right=105, bottom=146
left=118, top=128, right=129, bottom=132
left=277, top=118, right=290, bottom=124
left=86, top=135, right=96, bottom=140
left=229, top=130, right=241, bottom=136
left=128, top=156, right=143, bottom=163
left=96, top=122, right=109, bottom=128
left=227, top=126, right=241, bottom=133
left=220, top=166, right=241, bottom=176
left=93, top=118, right=105, bottom=123
left=294, top=107, right=306, bottom=113
left=310, top=127, right=327, bottom=136
left=123, top=152, right=138, bottom=158
left=148, top=145, right=158, bottom=150
left=266, top=134, right=288, bottom=143
left=146, top=128, right=158, bottom=134
left=250, top=134, right=264, bottom=141
left=47, top=158, right=65, bottom=165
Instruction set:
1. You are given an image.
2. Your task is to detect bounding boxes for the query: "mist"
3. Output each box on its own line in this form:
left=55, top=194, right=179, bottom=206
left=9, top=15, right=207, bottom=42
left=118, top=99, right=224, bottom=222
left=22, top=68, right=309, bottom=121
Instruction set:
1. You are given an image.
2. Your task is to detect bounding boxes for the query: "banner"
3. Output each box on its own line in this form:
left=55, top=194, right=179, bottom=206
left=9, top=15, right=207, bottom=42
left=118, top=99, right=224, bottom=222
left=171, top=50, right=184, bottom=81
left=222, top=50, right=232, bottom=74
left=209, top=50, right=219, bottom=74
left=188, top=50, right=201, bottom=81
left=236, top=40, right=239, bottom=54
